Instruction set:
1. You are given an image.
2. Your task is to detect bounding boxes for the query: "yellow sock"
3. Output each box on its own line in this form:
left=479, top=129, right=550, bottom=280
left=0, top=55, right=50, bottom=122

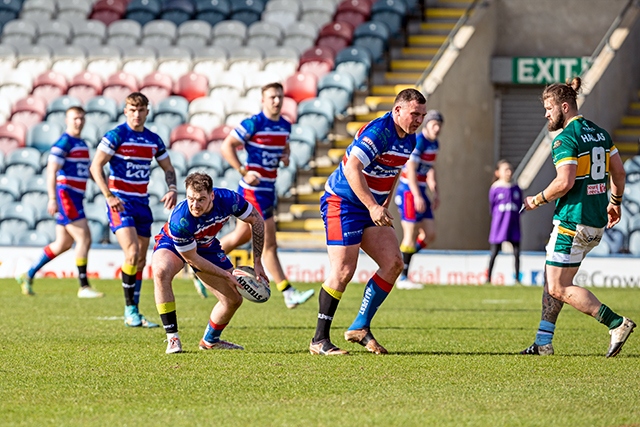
left=156, top=301, right=176, bottom=315
left=277, top=280, right=291, bottom=292
left=322, top=284, right=343, bottom=300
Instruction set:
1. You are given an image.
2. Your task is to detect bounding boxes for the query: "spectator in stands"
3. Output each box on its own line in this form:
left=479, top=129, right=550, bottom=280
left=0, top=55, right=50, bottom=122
left=520, top=77, right=635, bottom=357
left=90, top=92, right=177, bottom=328
left=394, top=109, right=443, bottom=290
left=310, top=88, right=427, bottom=355
left=217, top=82, right=314, bottom=309
left=152, top=172, right=267, bottom=354
left=486, top=159, right=522, bottom=284
left=16, top=107, right=104, bottom=299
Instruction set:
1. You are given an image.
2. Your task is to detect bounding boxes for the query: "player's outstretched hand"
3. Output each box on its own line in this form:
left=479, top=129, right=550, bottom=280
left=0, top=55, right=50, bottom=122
left=369, top=205, right=394, bottom=227
left=161, top=190, right=177, bottom=210
left=607, top=203, right=622, bottom=228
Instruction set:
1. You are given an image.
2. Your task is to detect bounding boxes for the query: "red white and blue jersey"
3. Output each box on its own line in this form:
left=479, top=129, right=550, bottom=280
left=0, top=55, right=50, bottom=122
left=399, top=133, right=438, bottom=187
left=159, top=188, right=252, bottom=253
left=98, top=122, right=169, bottom=202
left=49, top=133, right=91, bottom=194
left=325, top=112, right=416, bottom=206
left=231, top=111, right=290, bottom=192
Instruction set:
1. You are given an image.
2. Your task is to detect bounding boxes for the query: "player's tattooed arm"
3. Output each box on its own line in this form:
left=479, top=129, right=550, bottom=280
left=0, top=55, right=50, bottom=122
left=246, top=209, right=264, bottom=261
left=164, top=169, right=176, bottom=188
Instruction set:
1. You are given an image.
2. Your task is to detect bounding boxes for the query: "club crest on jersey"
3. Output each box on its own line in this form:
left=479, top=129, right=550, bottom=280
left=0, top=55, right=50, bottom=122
left=553, top=140, right=562, bottom=149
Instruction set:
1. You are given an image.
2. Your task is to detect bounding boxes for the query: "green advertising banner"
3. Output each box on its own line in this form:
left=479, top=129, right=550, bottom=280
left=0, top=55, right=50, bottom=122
left=512, top=57, right=590, bottom=84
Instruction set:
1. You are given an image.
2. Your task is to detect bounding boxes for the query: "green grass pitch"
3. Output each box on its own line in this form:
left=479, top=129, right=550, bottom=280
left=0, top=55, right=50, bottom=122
left=1, top=278, right=639, bottom=426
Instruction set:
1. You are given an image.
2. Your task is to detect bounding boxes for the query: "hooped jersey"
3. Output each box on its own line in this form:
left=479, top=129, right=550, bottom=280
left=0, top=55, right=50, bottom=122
left=98, top=122, right=169, bottom=202
left=159, top=188, right=252, bottom=253
left=231, top=111, right=290, bottom=192
left=399, top=133, right=438, bottom=186
left=551, top=115, right=617, bottom=228
left=325, top=111, right=416, bottom=206
left=48, top=133, right=91, bottom=194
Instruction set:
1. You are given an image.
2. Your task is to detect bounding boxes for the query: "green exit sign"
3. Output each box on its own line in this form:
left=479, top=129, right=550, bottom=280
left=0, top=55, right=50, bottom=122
left=512, top=57, right=590, bottom=84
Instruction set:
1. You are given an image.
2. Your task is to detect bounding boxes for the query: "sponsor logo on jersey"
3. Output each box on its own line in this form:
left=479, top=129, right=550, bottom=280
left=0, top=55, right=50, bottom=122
left=586, top=183, right=606, bottom=195
left=580, top=133, right=605, bottom=143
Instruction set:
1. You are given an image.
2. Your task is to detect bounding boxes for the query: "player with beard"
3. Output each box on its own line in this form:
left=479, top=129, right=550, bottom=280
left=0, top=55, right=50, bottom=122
left=152, top=172, right=267, bottom=354
left=520, top=77, right=635, bottom=357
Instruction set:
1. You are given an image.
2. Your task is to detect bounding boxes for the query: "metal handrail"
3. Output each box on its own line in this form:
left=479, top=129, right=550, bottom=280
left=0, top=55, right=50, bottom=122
left=414, top=0, right=483, bottom=91
left=513, top=0, right=638, bottom=181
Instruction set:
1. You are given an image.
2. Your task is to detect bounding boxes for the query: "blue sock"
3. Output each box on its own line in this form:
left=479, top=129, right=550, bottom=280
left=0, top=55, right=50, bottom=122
left=348, top=273, right=393, bottom=331
left=28, top=245, right=56, bottom=278
left=534, top=320, right=556, bottom=345
left=133, top=272, right=142, bottom=305
left=203, top=319, right=227, bottom=344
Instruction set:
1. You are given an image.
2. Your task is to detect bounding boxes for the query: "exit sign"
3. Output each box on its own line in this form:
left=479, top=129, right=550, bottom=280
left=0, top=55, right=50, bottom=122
left=512, top=57, right=590, bottom=84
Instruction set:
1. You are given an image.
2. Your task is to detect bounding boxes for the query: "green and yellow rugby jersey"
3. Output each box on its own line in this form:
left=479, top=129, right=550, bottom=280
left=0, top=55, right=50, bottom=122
left=551, top=115, right=617, bottom=228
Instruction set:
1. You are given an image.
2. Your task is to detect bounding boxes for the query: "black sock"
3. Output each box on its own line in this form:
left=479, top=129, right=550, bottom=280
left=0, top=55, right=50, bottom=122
left=313, top=287, right=341, bottom=343
left=401, top=251, right=414, bottom=277
left=122, top=272, right=136, bottom=306
left=160, top=311, right=178, bottom=334
left=77, top=264, right=89, bottom=288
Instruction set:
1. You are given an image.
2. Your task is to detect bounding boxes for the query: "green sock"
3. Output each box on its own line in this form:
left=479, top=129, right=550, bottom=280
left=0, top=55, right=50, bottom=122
left=595, top=304, right=623, bottom=330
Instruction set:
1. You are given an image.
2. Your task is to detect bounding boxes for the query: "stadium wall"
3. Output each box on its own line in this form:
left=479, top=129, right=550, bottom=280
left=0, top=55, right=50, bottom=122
left=4, top=246, right=640, bottom=288
left=424, top=0, right=636, bottom=250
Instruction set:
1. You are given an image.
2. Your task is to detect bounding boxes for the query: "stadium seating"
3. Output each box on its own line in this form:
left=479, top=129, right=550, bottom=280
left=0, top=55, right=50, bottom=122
left=0, top=174, right=21, bottom=200
left=370, top=0, right=406, bottom=36
left=0, top=201, right=37, bottom=230
left=11, top=95, right=47, bottom=130
left=46, top=95, right=82, bottom=125
left=140, top=71, right=174, bottom=106
left=227, top=46, right=263, bottom=76
left=229, top=0, right=264, bottom=26
left=174, top=72, right=208, bottom=102
left=161, top=0, right=196, bottom=26
left=284, top=72, right=317, bottom=104
left=153, top=95, right=189, bottom=129
left=275, top=164, right=296, bottom=197
left=141, top=19, right=178, bottom=47
left=21, top=174, right=48, bottom=211
left=334, top=0, right=371, bottom=28
left=85, top=96, right=119, bottom=127
left=191, top=45, right=228, bottom=83
left=49, top=45, right=88, bottom=82
left=296, top=97, right=335, bottom=141
left=300, top=0, right=335, bottom=28
left=121, top=45, right=157, bottom=82
left=169, top=123, right=207, bottom=159
left=68, top=71, right=104, bottom=104
left=188, top=96, right=225, bottom=134
left=176, top=19, right=212, bottom=46
left=224, top=96, right=260, bottom=127
left=262, top=46, right=299, bottom=80
left=107, top=19, right=142, bottom=47
left=32, top=71, right=68, bottom=105
left=188, top=150, right=226, bottom=177
left=353, top=20, right=389, bottom=63
left=334, top=45, right=371, bottom=90
left=299, top=46, right=335, bottom=80
left=58, top=0, right=94, bottom=23
left=261, top=9, right=297, bottom=34
left=289, top=123, right=316, bottom=149
left=246, top=20, right=281, bottom=50
left=282, top=21, right=317, bottom=54
left=0, top=121, right=27, bottom=154
left=0, top=69, right=33, bottom=106
left=16, top=229, right=51, bottom=245
left=0, top=0, right=22, bottom=30
left=103, top=72, right=139, bottom=105
left=317, top=71, right=355, bottom=115
left=85, top=45, right=122, bottom=81
left=91, top=0, right=128, bottom=26
left=212, top=19, right=246, bottom=47
left=14, top=44, right=52, bottom=80
left=194, top=0, right=230, bottom=27
left=316, top=21, right=354, bottom=53
left=126, top=0, right=162, bottom=26
left=27, top=121, right=64, bottom=152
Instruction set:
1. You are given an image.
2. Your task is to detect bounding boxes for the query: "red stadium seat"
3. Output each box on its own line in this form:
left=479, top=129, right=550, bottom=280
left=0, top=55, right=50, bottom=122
left=0, top=121, right=27, bottom=155
left=299, top=46, right=335, bottom=80
left=10, top=96, right=47, bottom=129
left=92, top=0, right=128, bottom=15
left=283, top=72, right=317, bottom=104
left=335, top=0, right=371, bottom=24
left=170, top=123, right=207, bottom=160
left=280, top=96, right=297, bottom=124
left=207, top=124, right=233, bottom=150
left=32, top=71, right=68, bottom=104
left=334, top=11, right=368, bottom=28
left=68, top=72, right=104, bottom=104
left=91, top=9, right=123, bottom=26
left=316, top=21, right=354, bottom=53
left=140, top=71, right=173, bottom=107
left=102, top=72, right=139, bottom=105
left=173, top=72, right=208, bottom=103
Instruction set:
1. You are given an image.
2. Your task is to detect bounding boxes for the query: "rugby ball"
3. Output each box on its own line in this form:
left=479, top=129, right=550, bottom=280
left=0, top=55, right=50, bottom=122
left=233, top=266, right=270, bottom=303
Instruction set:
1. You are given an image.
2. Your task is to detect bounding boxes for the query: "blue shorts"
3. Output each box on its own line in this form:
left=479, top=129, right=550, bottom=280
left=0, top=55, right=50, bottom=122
left=153, top=234, right=234, bottom=272
left=107, top=197, right=153, bottom=238
left=320, top=192, right=375, bottom=246
left=238, top=186, right=276, bottom=220
left=56, top=188, right=86, bottom=226
left=394, top=184, right=433, bottom=223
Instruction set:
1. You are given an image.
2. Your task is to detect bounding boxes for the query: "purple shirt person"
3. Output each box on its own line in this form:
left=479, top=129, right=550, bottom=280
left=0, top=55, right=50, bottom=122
left=487, top=160, right=522, bottom=284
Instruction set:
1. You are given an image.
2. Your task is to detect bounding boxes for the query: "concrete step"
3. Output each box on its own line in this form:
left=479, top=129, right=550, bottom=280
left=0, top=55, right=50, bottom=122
left=630, top=102, right=640, bottom=111
left=399, top=47, right=439, bottom=58
left=334, top=136, right=352, bottom=148
left=390, top=59, right=432, bottom=72
left=418, top=22, right=456, bottom=33
left=346, top=121, right=367, bottom=136
left=308, top=175, right=328, bottom=191
left=355, top=111, right=386, bottom=121
left=364, top=95, right=396, bottom=109
left=621, top=116, right=640, bottom=126
left=327, top=148, right=346, bottom=163
left=316, top=165, right=336, bottom=176
left=277, top=218, right=324, bottom=232
left=613, top=128, right=640, bottom=139
left=297, top=191, right=324, bottom=203
left=371, top=84, right=414, bottom=96
left=614, top=140, right=639, bottom=156
left=425, top=7, right=466, bottom=20
left=407, top=34, right=447, bottom=47
left=383, top=71, right=423, bottom=84
left=288, top=203, right=321, bottom=218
